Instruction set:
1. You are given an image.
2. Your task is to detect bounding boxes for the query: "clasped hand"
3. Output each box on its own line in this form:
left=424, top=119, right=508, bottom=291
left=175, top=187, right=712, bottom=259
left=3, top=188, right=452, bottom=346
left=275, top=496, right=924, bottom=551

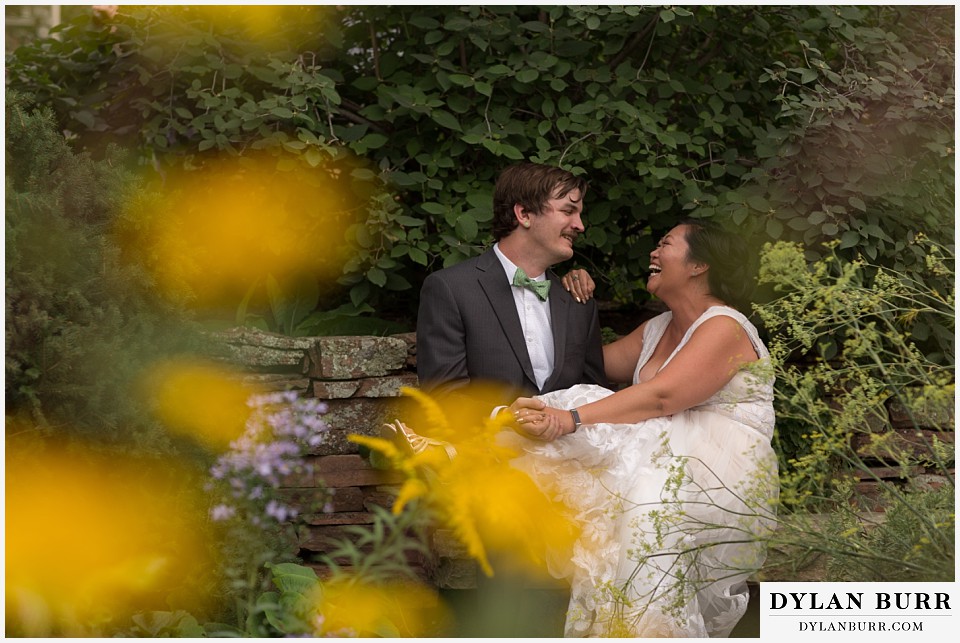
left=507, top=397, right=572, bottom=442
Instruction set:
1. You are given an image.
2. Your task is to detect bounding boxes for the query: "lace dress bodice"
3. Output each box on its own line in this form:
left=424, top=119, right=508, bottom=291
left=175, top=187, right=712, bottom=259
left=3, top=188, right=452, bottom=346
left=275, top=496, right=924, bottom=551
left=633, top=306, right=775, bottom=439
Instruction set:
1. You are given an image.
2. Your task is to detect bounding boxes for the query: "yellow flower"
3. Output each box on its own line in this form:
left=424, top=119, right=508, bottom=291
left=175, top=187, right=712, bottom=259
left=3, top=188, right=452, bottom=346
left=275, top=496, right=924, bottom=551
left=311, top=577, right=449, bottom=637
left=143, top=358, right=258, bottom=450
left=116, top=153, right=359, bottom=310
left=5, top=437, right=216, bottom=636
left=350, top=384, right=580, bottom=580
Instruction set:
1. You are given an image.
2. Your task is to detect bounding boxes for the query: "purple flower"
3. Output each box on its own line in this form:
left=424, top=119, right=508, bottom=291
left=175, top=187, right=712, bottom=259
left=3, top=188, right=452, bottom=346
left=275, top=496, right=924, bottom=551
left=210, top=504, right=236, bottom=521
left=265, top=500, right=297, bottom=522
left=208, top=391, right=331, bottom=526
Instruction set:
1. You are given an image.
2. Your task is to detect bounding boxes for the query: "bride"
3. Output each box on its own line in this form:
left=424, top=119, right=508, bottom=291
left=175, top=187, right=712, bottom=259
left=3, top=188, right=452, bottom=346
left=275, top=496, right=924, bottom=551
left=502, top=220, right=779, bottom=637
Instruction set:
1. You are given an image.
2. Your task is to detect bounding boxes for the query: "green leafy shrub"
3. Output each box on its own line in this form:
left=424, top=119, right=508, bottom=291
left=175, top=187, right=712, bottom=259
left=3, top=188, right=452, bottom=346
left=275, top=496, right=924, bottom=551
left=8, top=6, right=951, bottom=327
left=5, top=91, right=211, bottom=452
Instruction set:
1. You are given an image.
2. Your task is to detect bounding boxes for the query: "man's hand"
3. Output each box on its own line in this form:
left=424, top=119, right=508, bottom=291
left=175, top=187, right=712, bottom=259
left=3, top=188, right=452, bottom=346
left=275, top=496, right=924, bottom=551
left=508, top=398, right=571, bottom=441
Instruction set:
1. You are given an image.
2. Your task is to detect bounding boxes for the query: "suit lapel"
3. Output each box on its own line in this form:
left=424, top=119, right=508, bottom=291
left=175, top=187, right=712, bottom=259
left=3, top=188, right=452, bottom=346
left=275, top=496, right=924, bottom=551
left=476, top=250, right=538, bottom=387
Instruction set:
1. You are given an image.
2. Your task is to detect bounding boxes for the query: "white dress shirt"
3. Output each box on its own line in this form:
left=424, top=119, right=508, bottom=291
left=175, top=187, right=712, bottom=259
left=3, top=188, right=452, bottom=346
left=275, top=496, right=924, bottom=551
left=493, top=243, right=555, bottom=391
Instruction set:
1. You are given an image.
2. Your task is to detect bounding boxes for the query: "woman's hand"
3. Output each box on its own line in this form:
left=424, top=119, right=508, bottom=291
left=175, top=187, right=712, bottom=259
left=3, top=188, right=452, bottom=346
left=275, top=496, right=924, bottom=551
left=561, top=268, right=595, bottom=304
left=509, top=398, right=574, bottom=441
left=508, top=397, right=546, bottom=427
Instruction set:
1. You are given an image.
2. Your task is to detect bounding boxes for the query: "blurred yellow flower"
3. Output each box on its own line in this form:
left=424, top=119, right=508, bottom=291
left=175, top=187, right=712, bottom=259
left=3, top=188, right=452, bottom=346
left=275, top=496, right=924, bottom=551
left=116, top=153, right=358, bottom=311
left=5, top=438, right=216, bottom=636
left=350, top=384, right=580, bottom=579
left=311, top=577, right=448, bottom=637
left=193, top=5, right=307, bottom=43
left=144, top=358, right=258, bottom=450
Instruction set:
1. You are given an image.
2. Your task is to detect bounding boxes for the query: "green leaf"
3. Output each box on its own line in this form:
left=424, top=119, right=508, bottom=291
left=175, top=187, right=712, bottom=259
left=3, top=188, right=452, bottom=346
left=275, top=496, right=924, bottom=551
left=448, top=74, right=474, bottom=87
left=460, top=133, right=485, bottom=145
left=838, top=230, right=860, bottom=249
left=408, top=16, right=440, bottom=29
left=235, top=277, right=262, bottom=326
left=747, top=195, right=769, bottom=212
left=420, top=202, right=447, bottom=215
left=431, top=109, right=461, bottom=131
left=465, top=192, right=489, bottom=209
left=409, top=247, right=428, bottom=265
left=73, top=110, right=96, bottom=129
left=385, top=272, right=412, bottom=290
left=516, top=69, right=539, bottom=83
left=799, top=68, right=818, bottom=84
left=266, top=274, right=320, bottom=335
left=269, top=562, right=318, bottom=595
left=766, top=219, right=784, bottom=239
left=445, top=16, right=472, bottom=31
left=362, top=133, right=389, bottom=149
left=521, top=20, right=550, bottom=33
left=499, top=142, right=524, bottom=160
left=389, top=171, right=419, bottom=187
left=455, top=214, right=479, bottom=241
left=350, top=281, right=370, bottom=307
left=396, top=215, right=426, bottom=226
left=367, top=267, right=387, bottom=287
left=350, top=168, right=376, bottom=180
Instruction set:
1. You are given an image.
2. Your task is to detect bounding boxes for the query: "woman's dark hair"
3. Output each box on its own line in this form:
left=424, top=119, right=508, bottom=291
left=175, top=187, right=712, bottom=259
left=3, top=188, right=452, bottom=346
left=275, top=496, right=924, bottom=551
left=491, top=163, right=588, bottom=240
left=680, top=218, right=758, bottom=312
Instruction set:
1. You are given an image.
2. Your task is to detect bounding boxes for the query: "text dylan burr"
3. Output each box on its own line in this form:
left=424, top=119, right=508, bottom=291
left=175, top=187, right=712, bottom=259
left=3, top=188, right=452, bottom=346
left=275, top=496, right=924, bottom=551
left=770, top=592, right=951, bottom=611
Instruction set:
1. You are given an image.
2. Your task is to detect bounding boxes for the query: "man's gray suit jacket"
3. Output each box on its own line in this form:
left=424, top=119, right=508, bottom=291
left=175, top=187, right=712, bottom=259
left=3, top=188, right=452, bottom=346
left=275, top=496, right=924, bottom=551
left=416, top=248, right=609, bottom=402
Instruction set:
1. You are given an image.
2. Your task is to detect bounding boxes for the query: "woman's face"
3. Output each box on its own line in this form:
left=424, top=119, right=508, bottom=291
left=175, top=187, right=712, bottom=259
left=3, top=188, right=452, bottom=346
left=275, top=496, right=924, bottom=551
left=646, top=224, right=698, bottom=297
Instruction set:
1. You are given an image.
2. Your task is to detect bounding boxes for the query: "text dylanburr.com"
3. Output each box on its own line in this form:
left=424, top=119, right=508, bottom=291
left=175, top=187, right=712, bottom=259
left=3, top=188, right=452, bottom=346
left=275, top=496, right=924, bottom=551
left=761, top=582, right=955, bottom=638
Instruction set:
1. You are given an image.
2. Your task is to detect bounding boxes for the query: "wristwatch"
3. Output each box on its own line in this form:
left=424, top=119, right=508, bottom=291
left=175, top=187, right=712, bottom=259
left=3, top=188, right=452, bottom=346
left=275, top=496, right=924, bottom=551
left=569, top=408, right=582, bottom=433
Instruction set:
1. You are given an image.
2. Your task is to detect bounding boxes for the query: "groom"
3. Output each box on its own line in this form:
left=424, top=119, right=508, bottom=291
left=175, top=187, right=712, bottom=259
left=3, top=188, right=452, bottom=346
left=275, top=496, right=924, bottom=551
left=416, top=162, right=609, bottom=404
left=415, top=162, right=608, bottom=636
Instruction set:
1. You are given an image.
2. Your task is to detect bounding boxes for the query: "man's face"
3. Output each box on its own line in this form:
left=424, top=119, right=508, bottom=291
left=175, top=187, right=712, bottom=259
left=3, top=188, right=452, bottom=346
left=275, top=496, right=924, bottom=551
left=522, top=187, right=585, bottom=268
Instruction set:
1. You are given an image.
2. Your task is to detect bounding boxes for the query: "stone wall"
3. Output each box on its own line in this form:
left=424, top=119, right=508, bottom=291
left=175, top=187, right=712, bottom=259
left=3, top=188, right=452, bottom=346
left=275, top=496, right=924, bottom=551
left=212, top=327, right=436, bottom=581
left=212, top=327, right=955, bottom=587
left=214, top=327, right=417, bottom=445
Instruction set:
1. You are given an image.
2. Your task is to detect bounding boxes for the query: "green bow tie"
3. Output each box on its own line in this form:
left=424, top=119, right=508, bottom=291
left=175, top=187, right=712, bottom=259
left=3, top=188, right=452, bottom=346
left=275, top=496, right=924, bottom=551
left=513, top=267, right=551, bottom=301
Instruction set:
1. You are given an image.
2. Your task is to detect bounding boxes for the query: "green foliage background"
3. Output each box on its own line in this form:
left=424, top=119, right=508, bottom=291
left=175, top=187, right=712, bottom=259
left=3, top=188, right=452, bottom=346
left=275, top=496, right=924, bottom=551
left=7, top=5, right=953, bottom=337
left=5, top=91, right=215, bottom=451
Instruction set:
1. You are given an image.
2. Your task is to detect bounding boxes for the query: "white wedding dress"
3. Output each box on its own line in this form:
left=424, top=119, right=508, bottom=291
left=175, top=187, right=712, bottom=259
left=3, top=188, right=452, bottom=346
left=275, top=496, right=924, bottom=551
left=503, top=306, right=779, bottom=638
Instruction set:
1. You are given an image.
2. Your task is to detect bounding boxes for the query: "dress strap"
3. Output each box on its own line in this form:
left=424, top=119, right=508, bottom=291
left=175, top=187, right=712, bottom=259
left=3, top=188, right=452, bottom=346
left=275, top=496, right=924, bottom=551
left=683, top=306, right=769, bottom=359
left=631, top=312, right=673, bottom=384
